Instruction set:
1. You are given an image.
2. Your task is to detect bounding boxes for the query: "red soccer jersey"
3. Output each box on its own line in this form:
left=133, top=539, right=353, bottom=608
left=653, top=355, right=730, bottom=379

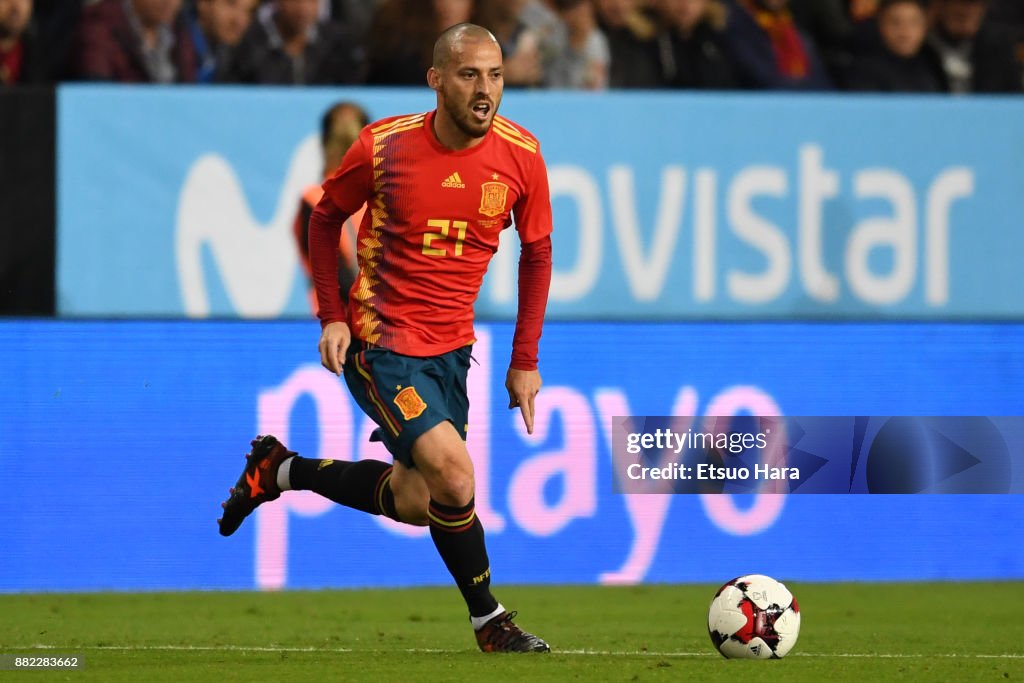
left=320, top=110, right=553, bottom=357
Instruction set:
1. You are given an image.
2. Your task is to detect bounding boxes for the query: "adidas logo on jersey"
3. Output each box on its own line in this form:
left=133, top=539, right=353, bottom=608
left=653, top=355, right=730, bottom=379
left=442, top=172, right=466, bottom=189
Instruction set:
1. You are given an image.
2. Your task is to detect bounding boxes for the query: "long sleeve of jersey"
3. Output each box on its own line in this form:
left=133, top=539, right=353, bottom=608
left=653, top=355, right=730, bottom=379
left=510, top=234, right=552, bottom=371
left=312, top=131, right=373, bottom=328
left=309, top=194, right=350, bottom=328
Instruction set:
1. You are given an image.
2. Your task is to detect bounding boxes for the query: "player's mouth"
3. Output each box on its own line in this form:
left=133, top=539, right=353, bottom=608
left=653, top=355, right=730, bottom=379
left=471, top=100, right=492, bottom=122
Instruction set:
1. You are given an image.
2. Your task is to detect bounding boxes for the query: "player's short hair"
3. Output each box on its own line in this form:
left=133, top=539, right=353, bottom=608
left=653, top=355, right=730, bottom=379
left=432, top=23, right=500, bottom=70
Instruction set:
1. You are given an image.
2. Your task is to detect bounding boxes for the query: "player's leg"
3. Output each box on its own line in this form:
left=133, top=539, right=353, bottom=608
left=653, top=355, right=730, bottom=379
left=217, top=350, right=415, bottom=536
left=411, top=420, right=549, bottom=652
left=218, top=343, right=425, bottom=536
left=218, top=436, right=428, bottom=535
left=279, top=451, right=426, bottom=524
left=410, top=422, right=488, bottom=603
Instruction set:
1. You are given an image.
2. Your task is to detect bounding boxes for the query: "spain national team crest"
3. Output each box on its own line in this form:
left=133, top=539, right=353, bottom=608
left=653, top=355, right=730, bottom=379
left=394, top=386, right=427, bottom=420
left=479, top=181, right=510, bottom=218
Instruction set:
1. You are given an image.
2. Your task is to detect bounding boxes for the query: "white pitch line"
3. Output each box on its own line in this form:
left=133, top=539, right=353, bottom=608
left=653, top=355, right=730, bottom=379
left=17, top=644, right=1024, bottom=659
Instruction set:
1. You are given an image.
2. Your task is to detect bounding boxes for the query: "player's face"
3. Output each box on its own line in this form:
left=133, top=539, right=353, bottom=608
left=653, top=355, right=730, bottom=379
left=435, top=38, right=504, bottom=141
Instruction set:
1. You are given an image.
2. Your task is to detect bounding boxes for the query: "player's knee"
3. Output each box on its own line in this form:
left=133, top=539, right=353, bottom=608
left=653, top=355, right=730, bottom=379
left=411, top=423, right=476, bottom=505
left=430, top=466, right=475, bottom=507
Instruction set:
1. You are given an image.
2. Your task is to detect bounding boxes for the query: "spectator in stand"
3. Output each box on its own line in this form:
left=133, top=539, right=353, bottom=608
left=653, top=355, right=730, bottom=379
left=294, top=101, right=368, bottom=314
left=927, top=0, right=1022, bottom=92
left=987, top=0, right=1024, bottom=88
left=0, top=0, right=47, bottom=85
left=847, top=0, right=945, bottom=91
left=436, top=0, right=476, bottom=31
left=473, top=0, right=545, bottom=86
left=521, top=0, right=570, bottom=59
left=545, top=0, right=609, bottom=88
left=318, top=0, right=373, bottom=37
left=655, top=0, right=736, bottom=88
left=30, top=0, right=83, bottom=81
left=221, top=0, right=365, bottom=84
left=69, top=0, right=197, bottom=82
left=593, top=0, right=663, bottom=88
left=245, top=0, right=372, bottom=31
left=365, top=0, right=474, bottom=85
left=789, top=0, right=853, bottom=43
left=849, top=0, right=879, bottom=21
left=788, top=0, right=869, bottom=85
left=720, top=0, right=832, bottom=89
left=189, top=0, right=256, bottom=82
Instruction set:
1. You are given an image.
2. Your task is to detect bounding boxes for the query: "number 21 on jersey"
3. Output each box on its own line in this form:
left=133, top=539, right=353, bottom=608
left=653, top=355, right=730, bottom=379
left=422, top=219, right=468, bottom=257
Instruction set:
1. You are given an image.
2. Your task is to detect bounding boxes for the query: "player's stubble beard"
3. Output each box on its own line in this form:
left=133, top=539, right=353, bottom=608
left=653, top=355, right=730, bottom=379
left=440, top=86, right=500, bottom=142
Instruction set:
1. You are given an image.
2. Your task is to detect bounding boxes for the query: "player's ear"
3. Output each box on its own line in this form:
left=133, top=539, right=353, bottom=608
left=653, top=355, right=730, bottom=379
left=427, top=67, right=441, bottom=92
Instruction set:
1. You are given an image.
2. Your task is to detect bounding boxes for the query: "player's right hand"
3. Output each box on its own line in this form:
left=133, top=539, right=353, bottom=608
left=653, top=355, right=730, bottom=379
left=318, top=321, right=351, bottom=376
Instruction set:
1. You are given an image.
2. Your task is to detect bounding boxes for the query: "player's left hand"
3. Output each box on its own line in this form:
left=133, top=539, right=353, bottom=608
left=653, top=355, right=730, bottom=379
left=319, top=321, right=351, bottom=376
left=506, top=368, right=541, bottom=435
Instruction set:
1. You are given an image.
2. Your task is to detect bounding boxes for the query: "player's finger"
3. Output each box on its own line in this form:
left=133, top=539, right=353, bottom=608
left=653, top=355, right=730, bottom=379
left=320, top=336, right=340, bottom=375
left=336, top=336, right=350, bottom=372
left=328, top=341, right=343, bottom=375
left=325, top=342, right=338, bottom=375
left=518, top=395, right=534, bottom=435
left=319, top=337, right=333, bottom=373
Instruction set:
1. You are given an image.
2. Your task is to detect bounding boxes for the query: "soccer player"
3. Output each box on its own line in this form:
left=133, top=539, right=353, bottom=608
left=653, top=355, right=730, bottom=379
left=219, top=23, right=553, bottom=654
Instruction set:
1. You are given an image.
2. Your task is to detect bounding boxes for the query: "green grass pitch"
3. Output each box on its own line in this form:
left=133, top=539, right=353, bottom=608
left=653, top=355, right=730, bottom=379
left=1, top=583, right=1021, bottom=682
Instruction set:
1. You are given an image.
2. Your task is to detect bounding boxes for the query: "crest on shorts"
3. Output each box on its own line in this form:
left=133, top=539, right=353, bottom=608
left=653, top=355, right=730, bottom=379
left=394, top=386, right=427, bottom=420
left=479, top=181, right=510, bottom=218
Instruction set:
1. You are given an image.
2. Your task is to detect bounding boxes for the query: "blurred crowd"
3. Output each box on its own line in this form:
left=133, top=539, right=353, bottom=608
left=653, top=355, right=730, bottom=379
left=1, top=0, right=1022, bottom=92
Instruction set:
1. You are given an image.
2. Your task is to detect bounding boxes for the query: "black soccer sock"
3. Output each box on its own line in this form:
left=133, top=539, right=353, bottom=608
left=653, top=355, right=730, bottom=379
left=289, top=456, right=401, bottom=521
left=427, top=498, right=499, bottom=619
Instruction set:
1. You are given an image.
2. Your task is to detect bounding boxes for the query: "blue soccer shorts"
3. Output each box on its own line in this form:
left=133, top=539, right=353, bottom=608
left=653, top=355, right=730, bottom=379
left=343, top=339, right=471, bottom=468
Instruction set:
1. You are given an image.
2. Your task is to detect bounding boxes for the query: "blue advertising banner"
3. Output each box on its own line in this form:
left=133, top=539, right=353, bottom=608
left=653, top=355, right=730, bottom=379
left=2, top=320, right=1023, bottom=592
left=57, top=87, right=1024, bottom=320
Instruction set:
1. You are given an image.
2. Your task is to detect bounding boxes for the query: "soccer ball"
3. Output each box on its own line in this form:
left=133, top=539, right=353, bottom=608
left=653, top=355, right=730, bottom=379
left=707, top=574, right=801, bottom=659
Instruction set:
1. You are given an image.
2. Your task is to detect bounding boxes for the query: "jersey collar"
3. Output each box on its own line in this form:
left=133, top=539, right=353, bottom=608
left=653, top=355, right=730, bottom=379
left=423, top=110, right=495, bottom=157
